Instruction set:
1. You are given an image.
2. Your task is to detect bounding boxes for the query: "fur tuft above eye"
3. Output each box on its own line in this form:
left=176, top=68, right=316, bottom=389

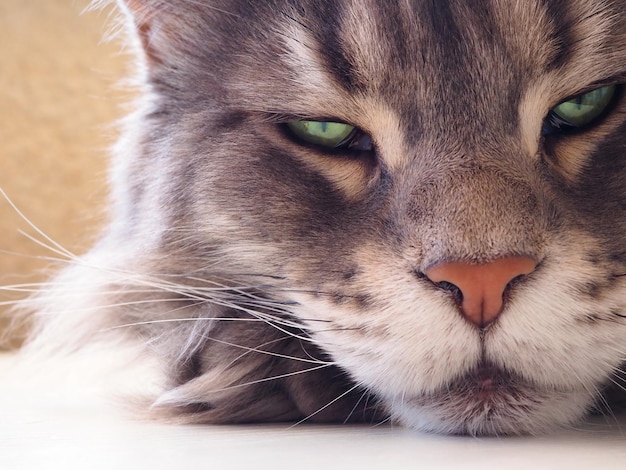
left=286, top=121, right=374, bottom=152
left=543, top=85, right=618, bottom=135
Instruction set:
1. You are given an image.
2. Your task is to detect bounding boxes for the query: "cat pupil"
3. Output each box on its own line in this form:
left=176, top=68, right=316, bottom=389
left=574, top=96, right=583, bottom=109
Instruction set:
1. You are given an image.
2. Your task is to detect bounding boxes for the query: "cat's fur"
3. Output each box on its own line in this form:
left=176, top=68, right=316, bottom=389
left=21, top=0, right=626, bottom=435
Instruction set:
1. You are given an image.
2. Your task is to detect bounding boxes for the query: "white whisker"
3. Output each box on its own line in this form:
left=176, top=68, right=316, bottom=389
left=287, top=381, right=365, bottom=428
left=212, top=335, right=333, bottom=368
left=153, top=365, right=332, bottom=407
left=0, top=187, right=77, bottom=261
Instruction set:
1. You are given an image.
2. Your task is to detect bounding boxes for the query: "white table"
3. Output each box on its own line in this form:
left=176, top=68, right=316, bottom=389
left=1, top=353, right=624, bottom=470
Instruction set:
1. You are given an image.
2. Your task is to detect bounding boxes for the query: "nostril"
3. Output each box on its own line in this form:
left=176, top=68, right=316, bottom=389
left=504, top=273, right=527, bottom=291
left=433, top=280, right=464, bottom=306
left=421, top=256, right=537, bottom=328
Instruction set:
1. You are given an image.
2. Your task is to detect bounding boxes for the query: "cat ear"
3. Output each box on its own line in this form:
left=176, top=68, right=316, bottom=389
left=115, top=0, right=173, bottom=65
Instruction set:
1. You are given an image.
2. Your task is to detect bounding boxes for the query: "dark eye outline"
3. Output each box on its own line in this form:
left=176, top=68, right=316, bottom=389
left=542, top=84, right=621, bottom=136
left=284, top=120, right=375, bottom=154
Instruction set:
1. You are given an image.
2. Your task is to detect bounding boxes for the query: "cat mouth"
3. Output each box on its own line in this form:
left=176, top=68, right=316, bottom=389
left=404, top=362, right=539, bottom=409
left=394, top=362, right=568, bottom=435
left=459, top=363, right=519, bottom=397
left=437, top=362, right=528, bottom=402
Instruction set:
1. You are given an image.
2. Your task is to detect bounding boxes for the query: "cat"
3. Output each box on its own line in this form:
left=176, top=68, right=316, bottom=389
left=19, top=0, right=626, bottom=436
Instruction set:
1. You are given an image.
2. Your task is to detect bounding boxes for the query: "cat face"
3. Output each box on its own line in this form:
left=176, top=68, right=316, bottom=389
left=36, top=0, right=626, bottom=435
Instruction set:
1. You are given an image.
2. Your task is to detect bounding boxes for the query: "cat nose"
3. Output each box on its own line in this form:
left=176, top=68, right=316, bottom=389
left=423, top=256, right=537, bottom=328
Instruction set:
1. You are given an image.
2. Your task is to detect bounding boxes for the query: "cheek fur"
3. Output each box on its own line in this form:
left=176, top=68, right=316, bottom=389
left=15, top=0, right=626, bottom=437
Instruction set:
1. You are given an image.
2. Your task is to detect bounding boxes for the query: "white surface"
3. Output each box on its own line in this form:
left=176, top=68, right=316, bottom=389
left=1, top=353, right=625, bottom=470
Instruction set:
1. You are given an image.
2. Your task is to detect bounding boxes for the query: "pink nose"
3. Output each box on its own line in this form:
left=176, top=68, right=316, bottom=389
left=423, top=256, right=537, bottom=327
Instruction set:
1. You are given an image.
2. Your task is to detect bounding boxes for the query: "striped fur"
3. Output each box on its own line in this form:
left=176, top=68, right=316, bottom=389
left=23, top=0, right=626, bottom=435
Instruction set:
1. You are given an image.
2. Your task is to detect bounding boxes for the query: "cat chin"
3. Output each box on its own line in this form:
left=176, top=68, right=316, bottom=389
left=386, top=375, right=592, bottom=436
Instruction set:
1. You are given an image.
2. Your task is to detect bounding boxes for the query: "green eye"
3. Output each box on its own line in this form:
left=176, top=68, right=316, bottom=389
left=547, top=85, right=617, bottom=132
left=287, top=120, right=356, bottom=148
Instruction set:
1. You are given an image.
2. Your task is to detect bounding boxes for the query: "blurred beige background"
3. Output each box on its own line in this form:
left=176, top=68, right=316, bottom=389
left=0, top=0, right=132, bottom=346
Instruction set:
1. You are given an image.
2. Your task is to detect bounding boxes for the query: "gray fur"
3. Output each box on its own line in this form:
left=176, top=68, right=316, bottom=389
left=24, top=0, right=626, bottom=435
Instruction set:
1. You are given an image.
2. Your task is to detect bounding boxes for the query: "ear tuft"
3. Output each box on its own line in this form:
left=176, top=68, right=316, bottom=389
left=115, top=0, right=169, bottom=65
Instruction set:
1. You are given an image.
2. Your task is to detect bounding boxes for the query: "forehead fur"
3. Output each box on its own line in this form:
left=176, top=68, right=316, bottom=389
left=277, top=0, right=626, bottom=111
left=117, top=0, right=626, bottom=94
left=110, top=0, right=626, bottom=214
